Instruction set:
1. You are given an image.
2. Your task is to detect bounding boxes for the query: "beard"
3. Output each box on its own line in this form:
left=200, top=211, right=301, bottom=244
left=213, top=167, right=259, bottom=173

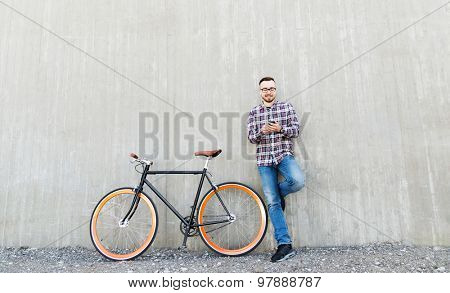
left=262, top=94, right=275, bottom=103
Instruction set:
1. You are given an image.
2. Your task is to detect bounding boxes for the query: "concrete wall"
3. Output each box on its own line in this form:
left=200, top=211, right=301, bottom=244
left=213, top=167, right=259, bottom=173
left=0, top=0, right=448, bottom=251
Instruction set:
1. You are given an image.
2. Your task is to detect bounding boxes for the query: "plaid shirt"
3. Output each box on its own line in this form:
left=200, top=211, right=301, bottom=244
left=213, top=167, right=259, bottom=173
left=247, top=100, right=300, bottom=166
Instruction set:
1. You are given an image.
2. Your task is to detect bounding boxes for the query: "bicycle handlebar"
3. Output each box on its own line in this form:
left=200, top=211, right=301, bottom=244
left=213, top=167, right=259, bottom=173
left=129, top=153, right=153, bottom=166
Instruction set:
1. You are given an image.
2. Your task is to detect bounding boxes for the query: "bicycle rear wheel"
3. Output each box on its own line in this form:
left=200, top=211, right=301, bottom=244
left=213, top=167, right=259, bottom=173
left=197, top=182, right=267, bottom=256
left=90, top=187, right=158, bottom=261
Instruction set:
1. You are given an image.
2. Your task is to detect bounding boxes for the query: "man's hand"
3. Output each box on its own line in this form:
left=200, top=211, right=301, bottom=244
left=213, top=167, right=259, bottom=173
left=261, top=122, right=282, bottom=134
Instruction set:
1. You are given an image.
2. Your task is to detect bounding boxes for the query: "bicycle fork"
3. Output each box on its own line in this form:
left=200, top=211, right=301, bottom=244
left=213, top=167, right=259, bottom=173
left=120, top=164, right=150, bottom=226
left=120, top=194, right=140, bottom=227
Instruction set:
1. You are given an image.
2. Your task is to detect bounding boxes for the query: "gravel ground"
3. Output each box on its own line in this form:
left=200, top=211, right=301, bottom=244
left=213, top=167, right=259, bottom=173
left=0, top=243, right=448, bottom=273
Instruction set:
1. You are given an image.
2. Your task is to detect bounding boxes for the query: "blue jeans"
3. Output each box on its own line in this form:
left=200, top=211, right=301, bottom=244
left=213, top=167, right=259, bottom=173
left=258, top=155, right=305, bottom=246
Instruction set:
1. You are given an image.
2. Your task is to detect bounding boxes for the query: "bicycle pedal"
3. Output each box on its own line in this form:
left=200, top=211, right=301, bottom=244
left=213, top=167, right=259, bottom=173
left=177, top=245, right=188, bottom=252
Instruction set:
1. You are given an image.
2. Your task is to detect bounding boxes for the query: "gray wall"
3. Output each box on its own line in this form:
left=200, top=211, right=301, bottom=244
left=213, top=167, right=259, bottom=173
left=0, top=0, right=449, bottom=251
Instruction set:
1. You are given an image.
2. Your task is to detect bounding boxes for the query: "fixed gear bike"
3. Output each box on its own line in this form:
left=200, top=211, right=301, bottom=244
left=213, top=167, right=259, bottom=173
left=90, top=149, right=268, bottom=261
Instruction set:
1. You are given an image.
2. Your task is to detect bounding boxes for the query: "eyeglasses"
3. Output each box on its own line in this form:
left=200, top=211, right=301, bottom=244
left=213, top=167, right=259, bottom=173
left=260, top=87, right=276, bottom=93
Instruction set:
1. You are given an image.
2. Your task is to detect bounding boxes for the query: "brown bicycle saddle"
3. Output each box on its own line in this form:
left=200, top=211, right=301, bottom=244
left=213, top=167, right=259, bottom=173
left=194, top=149, right=222, bottom=158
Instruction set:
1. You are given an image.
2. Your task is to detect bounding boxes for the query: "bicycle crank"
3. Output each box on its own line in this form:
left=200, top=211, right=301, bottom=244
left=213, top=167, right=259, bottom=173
left=179, top=216, right=199, bottom=237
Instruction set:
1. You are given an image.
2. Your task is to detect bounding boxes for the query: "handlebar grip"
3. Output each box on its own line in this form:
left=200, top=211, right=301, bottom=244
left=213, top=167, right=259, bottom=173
left=130, top=153, right=139, bottom=159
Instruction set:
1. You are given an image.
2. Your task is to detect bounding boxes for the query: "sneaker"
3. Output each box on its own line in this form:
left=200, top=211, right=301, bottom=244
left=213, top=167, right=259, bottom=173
left=271, top=244, right=296, bottom=262
left=280, top=196, right=286, bottom=212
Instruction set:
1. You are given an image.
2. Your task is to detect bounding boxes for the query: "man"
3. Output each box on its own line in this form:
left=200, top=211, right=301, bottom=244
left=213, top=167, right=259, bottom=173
left=247, top=76, right=305, bottom=262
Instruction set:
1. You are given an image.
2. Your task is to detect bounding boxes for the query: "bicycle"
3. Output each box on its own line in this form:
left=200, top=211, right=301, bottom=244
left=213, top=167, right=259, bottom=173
left=90, top=149, right=268, bottom=261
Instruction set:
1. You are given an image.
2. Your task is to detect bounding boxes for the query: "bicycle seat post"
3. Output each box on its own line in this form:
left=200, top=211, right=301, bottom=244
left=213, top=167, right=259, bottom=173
left=203, top=156, right=211, bottom=170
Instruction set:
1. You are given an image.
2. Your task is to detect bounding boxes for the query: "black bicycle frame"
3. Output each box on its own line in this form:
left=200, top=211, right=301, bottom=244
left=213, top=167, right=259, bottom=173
left=123, top=164, right=232, bottom=248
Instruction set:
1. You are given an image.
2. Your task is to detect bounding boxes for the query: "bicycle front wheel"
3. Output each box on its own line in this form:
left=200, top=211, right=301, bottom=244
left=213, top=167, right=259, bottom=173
left=197, top=182, right=267, bottom=256
left=90, top=187, right=158, bottom=261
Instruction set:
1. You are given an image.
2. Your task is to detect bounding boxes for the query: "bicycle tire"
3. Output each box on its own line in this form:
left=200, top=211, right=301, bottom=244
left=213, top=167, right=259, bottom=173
left=90, top=187, right=158, bottom=261
left=197, top=182, right=267, bottom=256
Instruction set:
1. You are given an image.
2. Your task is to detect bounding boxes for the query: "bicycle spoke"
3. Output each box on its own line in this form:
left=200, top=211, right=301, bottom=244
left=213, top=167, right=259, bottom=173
left=100, top=212, right=123, bottom=220
left=124, top=230, right=136, bottom=251
left=99, top=227, right=118, bottom=244
left=128, top=228, right=143, bottom=249
left=98, top=222, right=119, bottom=228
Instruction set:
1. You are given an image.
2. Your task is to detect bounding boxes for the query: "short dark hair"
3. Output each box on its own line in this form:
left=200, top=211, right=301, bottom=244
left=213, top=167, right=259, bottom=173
left=259, top=76, right=275, bottom=85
